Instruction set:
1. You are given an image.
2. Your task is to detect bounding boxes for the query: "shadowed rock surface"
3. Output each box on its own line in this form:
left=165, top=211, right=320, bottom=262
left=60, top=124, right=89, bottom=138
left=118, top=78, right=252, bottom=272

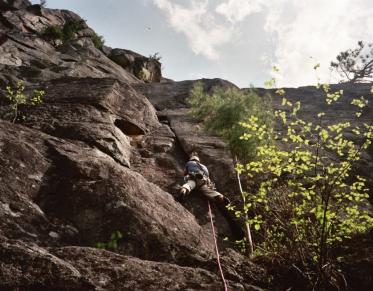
left=0, top=2, right=372, bottom=291
left=0, top=118, right=266, bottom=289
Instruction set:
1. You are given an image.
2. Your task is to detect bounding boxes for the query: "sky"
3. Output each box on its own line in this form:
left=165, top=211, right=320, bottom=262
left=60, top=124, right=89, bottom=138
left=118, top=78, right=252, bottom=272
left=30, top=0, right=373, bottom=88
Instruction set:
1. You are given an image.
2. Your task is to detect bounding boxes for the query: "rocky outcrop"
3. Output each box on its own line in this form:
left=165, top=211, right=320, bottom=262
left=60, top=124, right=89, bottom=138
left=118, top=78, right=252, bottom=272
left=0, top=0, right=30, bottom=11
left=0, top=3, right=162, bottom=87
left=0, top=239, right=94, bottom=291
left=0, top=4, right=140, bottom=86
left=108, top=49, right=162, bottom=83
left=0, top=77, right=159, bottom=167
left=0, top=104, right=264, bottom=289
left=1, top=237, right=264, bottom=291
left=0, top=97, right=214, bottom=257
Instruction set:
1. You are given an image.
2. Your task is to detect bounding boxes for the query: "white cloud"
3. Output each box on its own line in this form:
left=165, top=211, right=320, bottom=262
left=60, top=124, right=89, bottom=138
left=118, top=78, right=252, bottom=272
left=261, top=0, right=373, bottom=86
left=152, top=0, right=232, bottom=60
left=215, top=0, right=373, bottom=86
left=215, top=0, right=265, bottom=23
left=152, top=0, right=373, bottom=86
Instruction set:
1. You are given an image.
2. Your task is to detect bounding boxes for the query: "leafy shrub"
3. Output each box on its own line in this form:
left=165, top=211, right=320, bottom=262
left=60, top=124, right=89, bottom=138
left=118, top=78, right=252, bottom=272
left=187, top=82, right=273, bottom=163
left=137, top=67, right=152, bottom=83
left=149, top=52, right=161, bottom=62
left=3, top=81, right=44, bottom=123
left=91, top=32, right=105, bottom=50
left=233, top=73, right=373, bottom=288
left=41, top=25, right=63, bottom=41
left=95, top=231, right=123, bottom=250
left=61, top=20, right=85, bottom=43
left=41, top=20, right=105, bottom=50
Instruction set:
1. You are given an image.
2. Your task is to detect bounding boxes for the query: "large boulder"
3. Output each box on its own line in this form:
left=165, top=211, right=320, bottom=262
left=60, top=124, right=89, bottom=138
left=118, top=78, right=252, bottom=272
left=109, top=48, right=162, bottom=83
left=0, top=6, right=140, bottom=86
left=0, top=120, right=266, bottom=290
left=0, top=239, right=263, bottom=291
left=0, top=77, right=160, bottom=167
left=50, top=246, right=266, bottom=291
left=0, top=0, right=30, bottom=11
left=0, top=120, right=213, bottom=262
left=0, top=239, right=94, bottom=290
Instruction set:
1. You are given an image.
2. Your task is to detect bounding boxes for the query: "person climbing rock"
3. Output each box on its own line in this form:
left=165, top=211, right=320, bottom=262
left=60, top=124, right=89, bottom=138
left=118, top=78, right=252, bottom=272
left=179, top=154, right=245, bottom=241
left=179, top=155, right=230, bottom=206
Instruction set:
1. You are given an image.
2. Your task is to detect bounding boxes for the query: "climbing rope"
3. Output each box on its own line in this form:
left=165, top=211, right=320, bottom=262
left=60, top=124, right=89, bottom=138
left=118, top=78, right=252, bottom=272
left=207, top=200, right=228, bottom=291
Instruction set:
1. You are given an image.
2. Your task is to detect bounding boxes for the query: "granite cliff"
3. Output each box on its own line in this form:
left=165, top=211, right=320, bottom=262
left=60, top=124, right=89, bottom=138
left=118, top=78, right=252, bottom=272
left=0, top=1, right=372, bottom=290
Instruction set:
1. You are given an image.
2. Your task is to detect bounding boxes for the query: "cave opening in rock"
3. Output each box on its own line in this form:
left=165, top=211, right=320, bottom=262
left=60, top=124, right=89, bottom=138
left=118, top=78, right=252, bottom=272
left=157, top=115, right=169, bottom=125
left=114, top=119, right=144, bottom=136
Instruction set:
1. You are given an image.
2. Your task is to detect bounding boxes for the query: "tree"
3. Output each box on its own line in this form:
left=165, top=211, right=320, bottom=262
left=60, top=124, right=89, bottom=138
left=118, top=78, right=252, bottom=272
left=235, top=77, right=373, bottom=289
left=188, top=83, right=273, bottom=163
left=149, top=52, right=162, bottom=62
left=91, top=32, right=105, bottom=50
left=4, top=81, right=44, bottom=123
left=331, top=41, right=373, bottom=83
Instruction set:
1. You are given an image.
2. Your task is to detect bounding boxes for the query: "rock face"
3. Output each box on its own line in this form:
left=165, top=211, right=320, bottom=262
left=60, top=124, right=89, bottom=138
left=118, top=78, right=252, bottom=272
left=133, top=79, right=240, bottom=198
left=1, top=77, right=160, bottom=167
left=0, top=3, right=148, bottom=87
left=0, top=113, right=265, bottom=290
left=0, top=0, right=30, bottom=11
left=0, top=5, right=266, bottom=290
left=0, top=120, right=212, bottom=259
left=108, top=48, right=162, bottom=83
left=0, top=3, right=372, bottom=291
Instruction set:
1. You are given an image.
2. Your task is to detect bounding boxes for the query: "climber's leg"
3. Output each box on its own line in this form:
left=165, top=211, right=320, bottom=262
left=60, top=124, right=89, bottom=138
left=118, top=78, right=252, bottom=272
left=199, top=184, right=230, bottom=205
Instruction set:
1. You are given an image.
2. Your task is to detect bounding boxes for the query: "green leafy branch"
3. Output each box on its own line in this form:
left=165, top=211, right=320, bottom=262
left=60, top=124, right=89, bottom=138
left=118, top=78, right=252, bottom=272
left=95, top=231, right=123, bottom=250
left=4, top=81, right=44, bottom=123
left=237, top=74, right=373, bottom=288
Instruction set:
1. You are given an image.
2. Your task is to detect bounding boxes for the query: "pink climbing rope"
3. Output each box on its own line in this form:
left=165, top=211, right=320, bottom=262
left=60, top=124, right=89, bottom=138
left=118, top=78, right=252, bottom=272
left=207, top=200, right=228, bottom=291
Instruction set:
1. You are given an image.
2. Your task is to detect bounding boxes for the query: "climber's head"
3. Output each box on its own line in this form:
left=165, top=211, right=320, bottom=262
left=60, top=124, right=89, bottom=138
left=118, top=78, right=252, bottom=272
left=189, top=155, right=200, bottom=162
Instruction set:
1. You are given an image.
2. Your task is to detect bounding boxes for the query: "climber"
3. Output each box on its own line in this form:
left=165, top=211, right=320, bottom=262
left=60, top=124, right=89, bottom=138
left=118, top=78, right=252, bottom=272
left=180, top=154, right=245, bottom=240
left=179, top=155, right=230, bottom=205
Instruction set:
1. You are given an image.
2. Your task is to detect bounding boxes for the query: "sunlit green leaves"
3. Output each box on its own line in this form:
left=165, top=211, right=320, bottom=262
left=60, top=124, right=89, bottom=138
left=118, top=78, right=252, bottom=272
left=187, top=82, right=273, bottom=162
left=95, top=231, right=123, bottom=250
left=4, top=81, right=45, bottom=123
left=276, top=88, right=286, bottom=96
left=351, top=96, right=368, bottom=117
left=188, top=74, right=373, bottom=281
left=236, top=75, right=373, bottom=277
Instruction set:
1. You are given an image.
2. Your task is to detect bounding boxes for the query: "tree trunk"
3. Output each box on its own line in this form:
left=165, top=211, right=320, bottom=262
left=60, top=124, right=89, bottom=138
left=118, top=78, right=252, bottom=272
left=234, top=156, right=254, bottom=255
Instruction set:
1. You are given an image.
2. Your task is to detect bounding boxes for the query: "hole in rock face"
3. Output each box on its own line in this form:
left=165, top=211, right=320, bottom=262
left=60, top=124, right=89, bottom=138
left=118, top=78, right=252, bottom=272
left=157, top=115, right=169, bottom=124
left=114, top=119, right=145, bottom=136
